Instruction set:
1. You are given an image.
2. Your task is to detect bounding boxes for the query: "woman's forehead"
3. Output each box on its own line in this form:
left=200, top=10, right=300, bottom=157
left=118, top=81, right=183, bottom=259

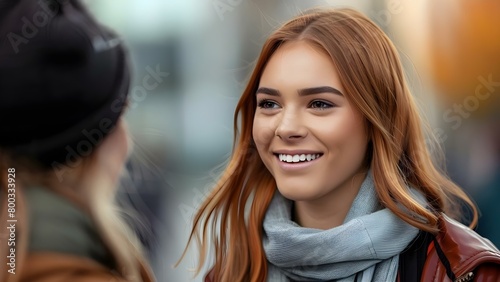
left=259, top=41, right=343, bottom=91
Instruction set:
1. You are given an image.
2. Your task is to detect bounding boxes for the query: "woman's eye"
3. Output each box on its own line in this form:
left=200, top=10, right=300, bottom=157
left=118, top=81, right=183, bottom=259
left=310, top=100, right=334, bottom=109
left=258, top=100, right=279, bottom=109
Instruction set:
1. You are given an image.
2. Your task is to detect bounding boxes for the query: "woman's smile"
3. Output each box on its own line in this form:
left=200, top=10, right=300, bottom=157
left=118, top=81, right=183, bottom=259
left=273, top=151, right=323, bottom=170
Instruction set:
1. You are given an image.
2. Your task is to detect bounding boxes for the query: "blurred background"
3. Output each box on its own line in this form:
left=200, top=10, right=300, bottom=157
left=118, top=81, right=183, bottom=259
left=82, top=0, right=500, bottom=281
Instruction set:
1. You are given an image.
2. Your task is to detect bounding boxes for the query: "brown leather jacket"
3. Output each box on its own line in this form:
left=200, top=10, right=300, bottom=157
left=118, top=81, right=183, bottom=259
left=421, top=214, right=500, bottom=282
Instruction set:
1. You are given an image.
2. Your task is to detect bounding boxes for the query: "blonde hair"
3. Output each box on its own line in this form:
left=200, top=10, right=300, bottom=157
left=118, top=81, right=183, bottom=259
left=0, top=141, right=146, bottom=281
left=180, top=8, right=478, bottom=281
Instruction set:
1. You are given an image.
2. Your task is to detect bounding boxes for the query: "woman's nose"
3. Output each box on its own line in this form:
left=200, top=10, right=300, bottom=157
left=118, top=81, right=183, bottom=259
left=274, top=110, right=307, bottom=141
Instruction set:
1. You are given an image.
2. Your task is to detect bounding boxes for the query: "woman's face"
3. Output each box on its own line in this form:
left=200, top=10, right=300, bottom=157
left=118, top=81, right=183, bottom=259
left=252, top=41, right=369, bottom=202
left=96, top=117, right=132, bottom=185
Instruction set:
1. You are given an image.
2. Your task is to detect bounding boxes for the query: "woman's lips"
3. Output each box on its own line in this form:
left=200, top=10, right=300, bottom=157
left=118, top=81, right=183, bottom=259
left=274, top=153, right=323, bottom=170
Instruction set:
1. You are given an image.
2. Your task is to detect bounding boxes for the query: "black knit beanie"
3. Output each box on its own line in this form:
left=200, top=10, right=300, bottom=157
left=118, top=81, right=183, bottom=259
left=0, top=0, right=130, bottom=168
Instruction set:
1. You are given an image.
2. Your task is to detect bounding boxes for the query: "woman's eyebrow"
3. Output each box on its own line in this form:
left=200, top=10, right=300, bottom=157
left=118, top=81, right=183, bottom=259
left=298, top=86, right=343, bottom=96
left=256, top=86, right=343, bottom=96
left=256, top=87, right=280, bottom=96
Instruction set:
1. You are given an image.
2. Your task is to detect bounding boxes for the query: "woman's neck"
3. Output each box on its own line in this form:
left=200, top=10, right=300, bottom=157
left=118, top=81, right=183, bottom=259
left=293, top=171, right=367, bottom=230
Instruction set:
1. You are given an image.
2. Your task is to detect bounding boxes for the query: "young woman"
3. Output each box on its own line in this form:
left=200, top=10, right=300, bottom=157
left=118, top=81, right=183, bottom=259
left=180, top=8, right=500, bottom=282
left=0, top=1, right=154, bottom=281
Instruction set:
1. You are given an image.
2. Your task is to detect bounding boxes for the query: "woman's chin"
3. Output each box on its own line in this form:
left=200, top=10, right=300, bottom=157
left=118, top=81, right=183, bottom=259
left=276, top=186, right=320, bottom=202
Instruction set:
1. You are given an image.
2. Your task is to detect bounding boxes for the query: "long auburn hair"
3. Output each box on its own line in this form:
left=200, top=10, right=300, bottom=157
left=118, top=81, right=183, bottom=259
left=180, top=8, right=478, bottom=281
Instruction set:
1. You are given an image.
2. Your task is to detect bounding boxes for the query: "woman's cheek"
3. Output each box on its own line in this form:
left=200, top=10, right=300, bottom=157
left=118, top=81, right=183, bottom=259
left=253, top=117, right=277, bottom=145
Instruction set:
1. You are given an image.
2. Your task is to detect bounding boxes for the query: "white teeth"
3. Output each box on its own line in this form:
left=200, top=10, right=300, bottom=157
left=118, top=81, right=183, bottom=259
left=278, top=153, right=321, bottom=163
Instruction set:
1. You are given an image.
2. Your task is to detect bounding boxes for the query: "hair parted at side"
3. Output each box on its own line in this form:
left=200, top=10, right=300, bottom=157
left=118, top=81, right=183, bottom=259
left=178, top=8, right=478, bottom=281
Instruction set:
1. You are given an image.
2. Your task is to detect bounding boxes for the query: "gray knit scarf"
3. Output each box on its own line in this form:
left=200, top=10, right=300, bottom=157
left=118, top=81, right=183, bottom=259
left=263, top=173, right=420, bottom=282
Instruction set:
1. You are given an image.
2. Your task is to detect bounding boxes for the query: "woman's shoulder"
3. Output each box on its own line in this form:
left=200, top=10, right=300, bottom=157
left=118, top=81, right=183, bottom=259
left=424, top=213, right=500, bottom=281
left=399, top=213, right=500, bottom=281
left=436, top=214, right=500, bottom=260
left=20, top=252, right=155, bottom=282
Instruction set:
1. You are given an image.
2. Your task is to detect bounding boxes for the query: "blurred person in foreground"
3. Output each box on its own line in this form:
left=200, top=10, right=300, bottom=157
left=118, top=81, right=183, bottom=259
left=0, top=0, right=154, bottom=281
left=178, top=8, right=500, bottom=281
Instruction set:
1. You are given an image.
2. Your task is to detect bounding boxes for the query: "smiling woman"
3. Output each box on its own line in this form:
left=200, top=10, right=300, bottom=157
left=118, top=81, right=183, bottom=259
left=178, top=8, right=500, bottom=282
